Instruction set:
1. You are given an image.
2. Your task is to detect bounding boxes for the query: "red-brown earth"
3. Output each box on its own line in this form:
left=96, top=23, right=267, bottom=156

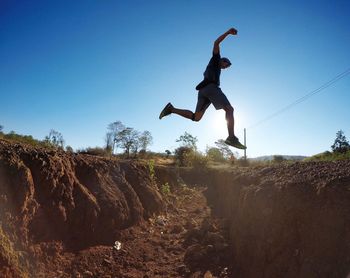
left=1, top=138, right=350, bottom=278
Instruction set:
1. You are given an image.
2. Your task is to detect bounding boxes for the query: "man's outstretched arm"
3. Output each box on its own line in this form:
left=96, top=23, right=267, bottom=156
left=213, top=28, right=238, bottom=54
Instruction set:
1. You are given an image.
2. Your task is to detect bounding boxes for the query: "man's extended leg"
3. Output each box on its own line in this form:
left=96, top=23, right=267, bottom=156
left=223, top=105, right=246, bottom=149
left=224, top=105, right=235, bottom=137
left=172, top=108, right=205, bottom=121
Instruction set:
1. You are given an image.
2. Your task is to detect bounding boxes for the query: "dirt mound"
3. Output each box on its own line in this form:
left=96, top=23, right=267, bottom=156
left=0, top=139, right=164, bottom=277
left=199, top=161, right=350, bottom=277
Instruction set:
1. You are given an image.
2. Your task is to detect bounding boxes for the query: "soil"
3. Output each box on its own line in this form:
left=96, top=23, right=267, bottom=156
left=0, top=139, right=232, bottom=277
left=35, top=186, right=232, bottom=278
left=2, top=138, right=350, bottom=278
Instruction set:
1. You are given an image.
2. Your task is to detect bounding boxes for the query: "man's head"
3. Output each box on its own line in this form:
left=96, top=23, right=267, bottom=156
left=220, top=57, right=231, bottom=69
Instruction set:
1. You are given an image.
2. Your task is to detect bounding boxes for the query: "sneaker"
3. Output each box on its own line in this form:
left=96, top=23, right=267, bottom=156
left=225, top=136, right=247, bottom=150
left=159, top=102, right=173, bottom=119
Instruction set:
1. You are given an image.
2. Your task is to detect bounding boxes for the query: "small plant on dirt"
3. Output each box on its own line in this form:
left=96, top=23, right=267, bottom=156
left=148, top=159, right=156, bottom=183
left=161, top=182, right=171, bottom=196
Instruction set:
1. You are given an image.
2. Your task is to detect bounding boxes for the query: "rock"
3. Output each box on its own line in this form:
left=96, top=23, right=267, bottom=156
left=102, top=258, right=112, bottom=266
left=204, top=271, right=214, bottom=278
left=189, top=271, right=202, bottom=278
left=184, top=244, right=208, bottom=270
left=176, top=264, right=188, bottom=275
left=83, top=271, right=93, bottom=277
left=171, top=224, right=184, bottom=234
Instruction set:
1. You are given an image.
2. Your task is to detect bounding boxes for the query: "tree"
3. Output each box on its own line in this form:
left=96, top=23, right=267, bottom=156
left=44, top=129, right=65, bottom=149
left=331, top=130, right=350, bottom=153
left=206, top=147, right=225, bottom=162
left=214, top=139, right=234, bottom=160
left=0, top=124, right=3, bottom=133
left=106, top=121, right=125, bottom=154
left=138, top=130, right=153, bottom=151
left=176, top=132, right=198, bottom=150
left=105, top=132, right=114, bottom=154
left=174, top=146, right=193, bottom=166
left=117, top=127, right=140, bottom=158
left=165, top=150, right=171, bottom=158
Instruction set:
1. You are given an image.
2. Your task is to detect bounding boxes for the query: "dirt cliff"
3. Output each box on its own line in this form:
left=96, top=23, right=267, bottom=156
left=0, top=139, right=164, bottom=277
left=180, top=161, right=350, bottom=278
left=2, top=138, right=350, bottom=277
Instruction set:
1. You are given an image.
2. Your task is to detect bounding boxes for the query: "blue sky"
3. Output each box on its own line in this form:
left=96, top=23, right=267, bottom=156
left=1, top=0, right=349, bottom=157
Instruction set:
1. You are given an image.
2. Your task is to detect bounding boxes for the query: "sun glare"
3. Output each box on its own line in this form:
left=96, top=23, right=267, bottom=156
left=210, top=110, right=228, bottom=138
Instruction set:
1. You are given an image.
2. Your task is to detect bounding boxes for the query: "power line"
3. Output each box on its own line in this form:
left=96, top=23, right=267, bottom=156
left=248, top=68, right=350, bottom=129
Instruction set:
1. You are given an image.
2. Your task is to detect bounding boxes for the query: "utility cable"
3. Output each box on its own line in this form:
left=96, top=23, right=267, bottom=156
left=248, top=68, right=350, bottom=129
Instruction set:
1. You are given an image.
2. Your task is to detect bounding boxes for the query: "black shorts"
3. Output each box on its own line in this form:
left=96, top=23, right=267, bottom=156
left=195, top=84, right=231, bottom=112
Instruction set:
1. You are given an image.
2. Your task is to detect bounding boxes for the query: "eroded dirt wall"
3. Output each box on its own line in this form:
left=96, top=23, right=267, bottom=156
left=199, top=161, right=350, bottom=278
left=0, top=140, right=164, bottom=276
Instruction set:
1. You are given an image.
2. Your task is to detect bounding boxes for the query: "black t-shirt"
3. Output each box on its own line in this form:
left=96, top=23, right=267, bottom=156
left=196, top=53, right=221, bottom=90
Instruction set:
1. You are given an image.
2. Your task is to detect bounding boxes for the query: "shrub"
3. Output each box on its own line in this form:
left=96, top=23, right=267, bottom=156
left=77, top=147, right=111, bottom=157
left=161, top=182, right=171, bottom=196
left=206, top=147, right=226, bottom=162
left=174, top=146, right=193, bottom=166
left=185, top=151, right=209, bottom=169
left=148, top=159, right=156, bottom=183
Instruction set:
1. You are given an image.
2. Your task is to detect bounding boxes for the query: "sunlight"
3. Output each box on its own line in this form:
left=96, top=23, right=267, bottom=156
left=209, top=110, right=228, bottom=138
left=208, top=109, right=247, bottom=140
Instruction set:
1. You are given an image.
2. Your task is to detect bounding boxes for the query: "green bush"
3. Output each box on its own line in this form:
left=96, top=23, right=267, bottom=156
left=185, top=151, right=209, bottom=169
left=161, top=182, right=171, bottom=196
left=206, top=147, right=226, bottom=162
left=174, top=146, right=193, bottom=166
left=148, top=159, right=156, bottom=183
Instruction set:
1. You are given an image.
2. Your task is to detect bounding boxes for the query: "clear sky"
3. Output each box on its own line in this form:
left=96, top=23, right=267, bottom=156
left=1, top=0, right=350, bottom=158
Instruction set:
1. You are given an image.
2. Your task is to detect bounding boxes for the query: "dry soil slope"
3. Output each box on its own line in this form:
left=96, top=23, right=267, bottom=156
left=188, top=161, right=350, bottom=278
left=0, top=139, right=164, bottom=277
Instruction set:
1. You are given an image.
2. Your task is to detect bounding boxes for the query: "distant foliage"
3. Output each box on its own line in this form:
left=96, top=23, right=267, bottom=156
left=174, top=146, right=193, bottom=166
left=165, top=150, right=171, bottom=158
left=105, top=121, right=153, bottom=158
left=0, top=130, right=44, bottom=147
left=44, top=129, right=65, bottom=149
left=176, top=132, right=198, bottom=150
left=186, top=151, right=209, bottom=169
left=214, top=139, right=234, bottom=160
left=138, top=131, right=153, bottom=152
left=0, top=124, right=3, bottom=133
left=77, top=147, right=111, bottom=157
left=306, top=150, right=350, bottom=162
left=206, top=147, right=226, bottom=162
left=272, top=155, right=286, bottom=164
left=174, top=146, right=208, bottom=168
left=331, top=130, right=350, bottom=154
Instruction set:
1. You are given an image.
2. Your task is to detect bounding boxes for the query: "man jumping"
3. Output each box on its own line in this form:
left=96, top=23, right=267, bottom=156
left=159, top=28, right=246, bottom=150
